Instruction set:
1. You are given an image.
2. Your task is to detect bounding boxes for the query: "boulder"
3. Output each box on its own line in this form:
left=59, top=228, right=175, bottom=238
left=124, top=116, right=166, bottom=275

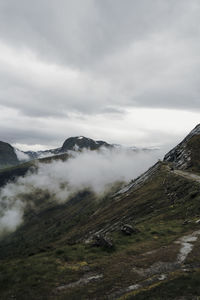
left=92, top=234, right=113, bottom=249
left=121, top=224, right=139, bottom=235
left=182, top=220, right=191, bottom=225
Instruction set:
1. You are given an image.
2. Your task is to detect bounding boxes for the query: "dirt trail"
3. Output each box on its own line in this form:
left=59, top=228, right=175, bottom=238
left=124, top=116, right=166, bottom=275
left=169, top=167, right=200, bottom=183
left=109, top=230, right=200, bottom=299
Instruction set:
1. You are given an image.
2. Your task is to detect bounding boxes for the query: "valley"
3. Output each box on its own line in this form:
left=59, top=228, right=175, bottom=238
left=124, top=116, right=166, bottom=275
left=1, top=126, right=200, bottom=299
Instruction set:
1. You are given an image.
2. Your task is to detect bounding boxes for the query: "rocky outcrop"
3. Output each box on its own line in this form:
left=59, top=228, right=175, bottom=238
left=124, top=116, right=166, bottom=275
left=164, top=124, right=200, bottom=170
left=121, top=224, right=139, bottom=235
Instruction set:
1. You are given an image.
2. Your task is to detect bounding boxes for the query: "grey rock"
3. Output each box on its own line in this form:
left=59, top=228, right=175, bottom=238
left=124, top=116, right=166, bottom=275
left=121, top=224, right=139, bottom=235
left=91, top=234, right=113, bottom=249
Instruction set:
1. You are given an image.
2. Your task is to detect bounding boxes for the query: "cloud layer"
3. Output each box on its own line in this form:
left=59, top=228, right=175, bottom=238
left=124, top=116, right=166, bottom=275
left=0, top=147, right=162, bottom=235
left=0, top=0, right=200, bottom=148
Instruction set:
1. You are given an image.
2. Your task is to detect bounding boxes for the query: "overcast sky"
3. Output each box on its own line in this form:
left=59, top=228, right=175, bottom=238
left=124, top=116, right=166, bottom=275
left=0, top=0, right=200, bottom=151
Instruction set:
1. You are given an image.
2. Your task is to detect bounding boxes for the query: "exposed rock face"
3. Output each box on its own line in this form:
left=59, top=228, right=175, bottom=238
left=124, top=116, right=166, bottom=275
left=164, top=124, right=200, bottom=170
left=0, top=141, right=19, bottom=168
left=61, top=136, right=111, bottom=152
left=115, top=161, right=161, bottom=197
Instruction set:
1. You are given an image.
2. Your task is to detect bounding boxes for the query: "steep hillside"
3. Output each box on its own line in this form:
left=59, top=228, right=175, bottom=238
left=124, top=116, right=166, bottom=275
left=1, top=126, right=200, bottom=299
left=0, top=141, right=19, bottom=169
left=0, top=151, right=70, bottom=188
left=1, top=161, right=200, bottom=299
left=164, top=124, right=200, bottom=172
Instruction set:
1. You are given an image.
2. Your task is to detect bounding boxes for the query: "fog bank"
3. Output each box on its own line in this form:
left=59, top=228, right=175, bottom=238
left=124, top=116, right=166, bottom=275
left=0, top=147, right=164, bottom=235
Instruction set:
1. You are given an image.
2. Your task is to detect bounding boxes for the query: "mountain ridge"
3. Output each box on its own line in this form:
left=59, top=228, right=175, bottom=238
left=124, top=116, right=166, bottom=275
left=0, top=135, right=159, bottom=168
left=1, top=125, right=200, bottom=299
left=164, top=124, right=200, bottom=172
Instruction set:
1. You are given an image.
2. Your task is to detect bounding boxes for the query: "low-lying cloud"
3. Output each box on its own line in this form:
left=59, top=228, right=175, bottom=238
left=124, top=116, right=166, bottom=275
left=0, top=147, right=163, bottom=235
left=15, top=148, right=30, bottom=161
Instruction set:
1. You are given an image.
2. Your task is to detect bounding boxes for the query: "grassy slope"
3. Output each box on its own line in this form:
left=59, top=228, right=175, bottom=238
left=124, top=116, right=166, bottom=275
left=1, top=162, right=200, bottom=299
left=186, top=135, right=200, bottom=174
left=0, top=152, right=70, bottom=188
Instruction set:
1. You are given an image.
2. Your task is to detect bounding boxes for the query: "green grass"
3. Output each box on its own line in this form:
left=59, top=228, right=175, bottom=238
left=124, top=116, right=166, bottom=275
left=125, top=270, right=200, bottom=300
left=187, top=135, right=200, bottom=174
left=0, top=152, right=71, bottom=188
left=1, top=163, right=200, bottom=299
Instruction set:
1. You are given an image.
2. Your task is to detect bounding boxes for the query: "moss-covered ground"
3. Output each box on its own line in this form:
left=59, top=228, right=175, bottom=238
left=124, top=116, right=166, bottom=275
left=1, top=163, right=200, bottom=299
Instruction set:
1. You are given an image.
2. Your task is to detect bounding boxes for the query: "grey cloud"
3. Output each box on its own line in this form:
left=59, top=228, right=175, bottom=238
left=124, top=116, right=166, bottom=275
left=0, top=123, right=60, bottom=146
left=0, top=147, right=162, bottom=234
left=0, top=0, right=196, bottom=67
left=0, top=0, right=200, bottom=147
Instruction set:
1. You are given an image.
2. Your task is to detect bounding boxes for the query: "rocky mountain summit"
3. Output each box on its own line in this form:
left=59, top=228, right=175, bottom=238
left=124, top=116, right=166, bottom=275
left=0, top=135, right=156, bottom=169
left=61, top=136, right=111, bottom=152
left=24, top=136, right=113, bottom=160
left=0, top=136, right=112, bottom=168
left=164, top=124, right=200, bottom=171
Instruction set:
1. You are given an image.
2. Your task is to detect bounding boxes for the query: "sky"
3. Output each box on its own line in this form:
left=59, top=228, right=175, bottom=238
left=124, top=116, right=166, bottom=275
left=0, top=0, right=200, bottom=151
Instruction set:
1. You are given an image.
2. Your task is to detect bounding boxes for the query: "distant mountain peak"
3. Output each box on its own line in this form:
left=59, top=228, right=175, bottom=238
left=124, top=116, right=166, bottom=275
left=61, top=136, right=111, bottom=152
left=0, top=135, right=159, bottom=169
